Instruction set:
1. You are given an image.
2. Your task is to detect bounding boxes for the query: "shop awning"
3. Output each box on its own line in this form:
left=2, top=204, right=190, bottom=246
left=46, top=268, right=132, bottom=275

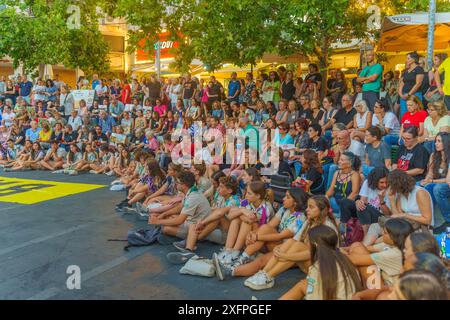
left=378, top=12, right=450, bottom=52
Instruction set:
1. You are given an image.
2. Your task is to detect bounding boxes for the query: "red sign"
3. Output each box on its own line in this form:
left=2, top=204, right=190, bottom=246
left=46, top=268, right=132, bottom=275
left=135, top=32, right=179, bottom=62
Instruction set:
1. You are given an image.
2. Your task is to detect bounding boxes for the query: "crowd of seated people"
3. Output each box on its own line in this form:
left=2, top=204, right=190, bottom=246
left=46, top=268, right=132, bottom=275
left=0, top=60, right=449, bottom=300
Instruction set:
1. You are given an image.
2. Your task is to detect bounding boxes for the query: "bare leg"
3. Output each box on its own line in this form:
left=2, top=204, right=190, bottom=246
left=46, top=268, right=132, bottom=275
left=265, top=241, right=309, bottom=278
left=244, top=224, right=277, bottom=256
left=225, top=218, right=242, bottom=249
left=232, top=221, right=254, bottom=251
left=279, top=279, right=307, bottom=300
left=233, top=253, right=273, bottom=277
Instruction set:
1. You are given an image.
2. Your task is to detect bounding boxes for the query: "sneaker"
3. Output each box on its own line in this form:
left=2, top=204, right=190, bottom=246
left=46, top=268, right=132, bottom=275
left=216, top=247, right=229, bottom=263
left=213, top=254, right=233, bottom=281
left=68, top=170, right=78, bottom=176
left=222, top=250, right=240, bottom=265
left=89, top=170, right=99, bottom=174
left=166, top=251, right=195, bottom=265
left=173, top=240, right=197, bottom=253
left=105, top=171, right=115, bottom=176
left=122, top=205, right=136, bottom=214
left=110, top=179, right=122, bottom=186
left=231, top=252, right=254, bottom=268
left=135, top=202, right=148, bottom=214
left=52, top=169, right=64, bottom=174
left=244, top=271, right=274, bottom=291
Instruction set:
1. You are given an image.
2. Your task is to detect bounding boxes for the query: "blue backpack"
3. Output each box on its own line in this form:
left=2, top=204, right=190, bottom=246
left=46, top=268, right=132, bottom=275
left=109, top=226, right=162, bottom=251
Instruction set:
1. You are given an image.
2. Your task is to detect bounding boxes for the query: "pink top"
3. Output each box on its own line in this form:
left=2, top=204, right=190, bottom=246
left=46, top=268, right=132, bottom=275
left=201, top=88, right=209, bottom=103
left=153, top=104, right=168, bottom=117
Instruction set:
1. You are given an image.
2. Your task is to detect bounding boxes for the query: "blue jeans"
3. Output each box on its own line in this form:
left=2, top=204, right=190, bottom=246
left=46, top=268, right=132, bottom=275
left=329, top=197, right=341, bottom=220
left=424, top=183, right=450, bottom=222
left=423, top=141, right=435, bottom=155
left=362, top=164, right=375, bottom=179
left=400, top=92, right=423, bottom=119
left=383, top=134, right=399, bottom=146
left=293, top=161, right=302, bottom=178
left=325, top=164, right=338, bottom=192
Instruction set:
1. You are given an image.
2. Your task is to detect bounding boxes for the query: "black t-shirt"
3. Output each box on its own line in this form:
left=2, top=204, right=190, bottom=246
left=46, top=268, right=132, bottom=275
left=333, top=107, right=357, bottom=126
left=396, top=143, right=429, bottom=181
left=208, top=82, right=223, bottom=101
left=281, top=80, right=296, bottom=100
left=299, top=108, right=313, bottom=122
left=306, top=137, right=328, bottom=152
left=305, top=72, right=322, bottom=84
left=50, top=131, right=63, bottom=143
left=92, top=132, right=109, bottom=144
left=12, top=130, right=26, bottom=146
left=147, top=82, right=161, bottom=99
left=301, top=167, right=323, bottom=194
left=310, top=110, right=324, bottom=125
left=402, top=66, right=424, bottom=94
left=183, top=80, right=197, bottom=99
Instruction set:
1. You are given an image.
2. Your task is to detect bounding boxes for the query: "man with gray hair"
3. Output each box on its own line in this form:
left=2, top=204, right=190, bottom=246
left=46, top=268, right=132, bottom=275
left=331, top=94, right=357, bottom=129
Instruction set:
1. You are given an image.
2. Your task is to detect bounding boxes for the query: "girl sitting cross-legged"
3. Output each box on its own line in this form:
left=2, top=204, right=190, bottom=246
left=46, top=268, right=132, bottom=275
left=212, top=181, right=275, bottom=267
left=214, top=188, right=310, bottom=280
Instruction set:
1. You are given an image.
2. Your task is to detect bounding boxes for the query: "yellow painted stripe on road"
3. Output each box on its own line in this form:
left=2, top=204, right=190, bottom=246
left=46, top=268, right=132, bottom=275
left=0, top=177, right=105, bottom=204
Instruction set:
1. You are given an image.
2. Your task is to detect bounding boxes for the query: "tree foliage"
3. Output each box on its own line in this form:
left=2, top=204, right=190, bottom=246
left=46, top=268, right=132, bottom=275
left=0, top=0, right=110, bottom=75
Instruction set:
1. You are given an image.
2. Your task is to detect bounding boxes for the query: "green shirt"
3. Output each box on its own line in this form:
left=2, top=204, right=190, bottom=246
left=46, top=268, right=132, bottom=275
left=359, top=63, right=383, bottom=92
left=240, top=123, right=259, bottom=151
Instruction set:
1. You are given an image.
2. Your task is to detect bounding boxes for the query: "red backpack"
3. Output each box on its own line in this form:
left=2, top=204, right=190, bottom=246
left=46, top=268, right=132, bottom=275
left=344, top=217, right=364, bottom=247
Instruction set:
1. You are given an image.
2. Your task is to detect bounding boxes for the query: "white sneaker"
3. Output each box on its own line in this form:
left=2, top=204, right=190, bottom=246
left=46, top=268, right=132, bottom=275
left=110, top=179, right=122, bottom=186
left=89, top=170, right=99, bottom=174
left=222, top=250, right=240, bottom=265
left=105, top=171, right=115, bottom=176
left=216, top=247, right=229, bottom=263
left=244, top=271, right=274, bottom=291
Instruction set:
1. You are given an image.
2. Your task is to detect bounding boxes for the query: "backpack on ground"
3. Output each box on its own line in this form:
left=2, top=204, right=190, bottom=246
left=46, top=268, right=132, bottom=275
left=108, top=226, right=162, bottom=251
left=344, top=217, right=364, bottom=247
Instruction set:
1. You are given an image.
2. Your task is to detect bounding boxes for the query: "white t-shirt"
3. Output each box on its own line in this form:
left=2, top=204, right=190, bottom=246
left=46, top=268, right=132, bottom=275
left=359, top=180, right=385, bottom=210
left=348, top=139, right=365, bottom=161
left=372, top=112, right=400, bottom=136
left=2, top=112, right=16, bottom=127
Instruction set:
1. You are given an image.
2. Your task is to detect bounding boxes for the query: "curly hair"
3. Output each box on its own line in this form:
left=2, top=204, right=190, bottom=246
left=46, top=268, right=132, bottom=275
left=388, top=169, right=416, bottom=196
left=367, top=167, right=389, bottom=190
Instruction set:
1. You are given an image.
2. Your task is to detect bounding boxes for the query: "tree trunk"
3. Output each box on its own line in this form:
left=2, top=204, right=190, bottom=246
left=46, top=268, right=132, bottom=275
left=319, top=36, right=329, bottom=99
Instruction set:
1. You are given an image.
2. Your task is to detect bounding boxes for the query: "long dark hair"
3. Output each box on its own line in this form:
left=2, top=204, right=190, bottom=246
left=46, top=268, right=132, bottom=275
left=431, top=132, right=450, bottom=179
left=288, top=188, right=310, bottom=212
left=398, top=269, right=447, bottom=300
left=385, top=218, right=413, bottom=252
left=302, top=149, right=323, bottom=174
left=408, top=232, right=440, bottom=256
left=146, top=159, right=165, bottom=184
left=308, top=225, right=363, bottom=300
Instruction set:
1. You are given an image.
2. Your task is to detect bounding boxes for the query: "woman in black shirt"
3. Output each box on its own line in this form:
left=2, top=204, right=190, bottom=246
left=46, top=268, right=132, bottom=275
left=398, top=52, right=425, bottom=119
left=281, top=70, right=296, bottom=101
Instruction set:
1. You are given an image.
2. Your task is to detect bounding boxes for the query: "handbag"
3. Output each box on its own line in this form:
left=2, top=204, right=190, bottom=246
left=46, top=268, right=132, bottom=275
left=424, top=91, right=443, bottom=103
left=179, top=255, right=216, bottom=277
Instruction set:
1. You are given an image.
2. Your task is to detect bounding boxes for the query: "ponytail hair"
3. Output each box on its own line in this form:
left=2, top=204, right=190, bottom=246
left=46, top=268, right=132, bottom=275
left=247, top=181, right=273, bottom=203
left=342, top=151, right=361, bottom=171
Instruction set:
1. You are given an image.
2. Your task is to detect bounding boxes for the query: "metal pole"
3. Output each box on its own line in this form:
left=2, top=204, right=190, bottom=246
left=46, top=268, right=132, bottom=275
left=155, top=41, right=161, bottom=81
left=427, top=0, right=436, bottom=69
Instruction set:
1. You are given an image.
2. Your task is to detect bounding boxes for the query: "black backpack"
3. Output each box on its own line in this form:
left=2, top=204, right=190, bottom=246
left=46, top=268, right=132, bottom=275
left=108, top=226, right=162, bottom=251
left=269, top=174, right=293, bottom=204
